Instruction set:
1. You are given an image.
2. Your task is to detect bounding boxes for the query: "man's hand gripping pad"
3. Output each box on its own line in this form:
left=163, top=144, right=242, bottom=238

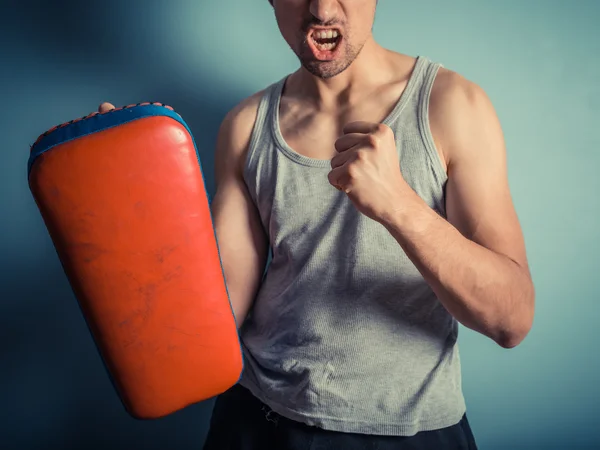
left=27, top=103, right=243, bottom=419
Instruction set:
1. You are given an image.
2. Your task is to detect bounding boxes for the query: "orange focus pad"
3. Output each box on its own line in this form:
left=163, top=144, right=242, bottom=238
left=28, top=103, right=243, bottom=419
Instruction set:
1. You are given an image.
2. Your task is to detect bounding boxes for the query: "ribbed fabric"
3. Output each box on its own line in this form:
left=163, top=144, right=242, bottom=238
left=238, top=56, right=466, bottom=436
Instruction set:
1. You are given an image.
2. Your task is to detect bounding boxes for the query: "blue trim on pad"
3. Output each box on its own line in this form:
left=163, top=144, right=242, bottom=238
left=27, top=103, right=245, bottom=387
left=28, top=105, right=185, bottom=177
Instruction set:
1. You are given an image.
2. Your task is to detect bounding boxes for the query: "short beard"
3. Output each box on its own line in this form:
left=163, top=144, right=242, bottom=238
left=297, top=38, right=366, bottom=79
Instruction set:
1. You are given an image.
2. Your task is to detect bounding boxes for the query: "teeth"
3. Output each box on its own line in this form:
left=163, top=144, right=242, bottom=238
left=310, top=29, right=340, bottom=52
left=314, top=42, right=336, bottom=51
left=313, top=29, right=339, bottom=40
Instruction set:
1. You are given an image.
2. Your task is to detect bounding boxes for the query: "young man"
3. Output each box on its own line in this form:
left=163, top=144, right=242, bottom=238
left=101, top=1, right=534, bottom=448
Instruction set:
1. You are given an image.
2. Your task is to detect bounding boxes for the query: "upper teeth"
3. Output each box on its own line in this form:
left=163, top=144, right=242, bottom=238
left=314, top=30, right=339, bottom=39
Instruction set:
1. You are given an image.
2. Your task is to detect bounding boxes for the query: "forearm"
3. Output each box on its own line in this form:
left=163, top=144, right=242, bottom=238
left=379, top=190, right=535, bottom=348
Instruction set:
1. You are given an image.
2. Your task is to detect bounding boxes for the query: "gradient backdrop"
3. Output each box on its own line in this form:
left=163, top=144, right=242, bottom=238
left=1, top=1, right=598, bottom=449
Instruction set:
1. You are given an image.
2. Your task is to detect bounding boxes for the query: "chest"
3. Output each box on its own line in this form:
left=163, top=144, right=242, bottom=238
left=277, top=99, right=448, bottom=175
left=277, top=87, right=406, bottom=161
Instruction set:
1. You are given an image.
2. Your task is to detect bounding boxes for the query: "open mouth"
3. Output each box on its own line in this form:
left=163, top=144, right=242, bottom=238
left=308, top=29, right=342, bottom=53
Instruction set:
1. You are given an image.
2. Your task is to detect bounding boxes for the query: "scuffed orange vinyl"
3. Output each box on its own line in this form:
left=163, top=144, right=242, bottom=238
left=29, top=114, right=242, bottom=419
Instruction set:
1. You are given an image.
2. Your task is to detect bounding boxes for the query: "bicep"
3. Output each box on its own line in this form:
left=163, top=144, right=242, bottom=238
left=443, top=81, right=529, bottom=272
left=212, top=180, right=268, bottom=327
left=210, top=104, right=269, bottom=326
left=211, top=175, right=268, bottom=267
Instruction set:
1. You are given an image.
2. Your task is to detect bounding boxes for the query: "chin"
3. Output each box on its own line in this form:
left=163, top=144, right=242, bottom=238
left=301, top=59, right=353, bottom=79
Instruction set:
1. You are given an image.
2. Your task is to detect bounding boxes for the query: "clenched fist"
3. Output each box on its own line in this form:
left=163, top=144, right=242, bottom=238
left=328, top=121, right=410, bottom=223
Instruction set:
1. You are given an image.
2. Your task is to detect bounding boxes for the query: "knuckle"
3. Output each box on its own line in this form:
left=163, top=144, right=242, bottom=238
left=366, top=134, right=379, bottom=148
left=376, top=123, right=387, bottom=132
left=347, top=164, right=358, bottom=178
left=378, top=123, right=393, bottom=138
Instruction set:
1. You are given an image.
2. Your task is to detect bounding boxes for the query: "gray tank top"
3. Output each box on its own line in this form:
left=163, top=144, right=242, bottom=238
left=239, top=56, right=466, bottom=436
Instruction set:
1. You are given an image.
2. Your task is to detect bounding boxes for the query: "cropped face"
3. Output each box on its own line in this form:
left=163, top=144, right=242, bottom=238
left=272, top=0, right=378, bottom=79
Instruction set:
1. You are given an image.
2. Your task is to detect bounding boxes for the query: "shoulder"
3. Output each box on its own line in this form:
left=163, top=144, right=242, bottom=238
left=430, top=66, right=492, bottom=116
left=214, top=88, right=268, bottom=174
left=218, top=89, right=267, bottom=151
left=429, top=66, right=502, bottom=167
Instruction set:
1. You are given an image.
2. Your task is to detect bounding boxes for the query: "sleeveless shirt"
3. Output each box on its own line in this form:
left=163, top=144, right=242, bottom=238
left=238, top=56, right=466, bottom=436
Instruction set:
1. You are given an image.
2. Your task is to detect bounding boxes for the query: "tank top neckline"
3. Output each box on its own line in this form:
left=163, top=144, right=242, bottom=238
left=269, top=55, right=428, bottom=168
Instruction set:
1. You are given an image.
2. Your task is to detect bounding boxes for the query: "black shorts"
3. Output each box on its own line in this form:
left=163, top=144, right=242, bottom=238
left=203, top=383, right=478, bottom=450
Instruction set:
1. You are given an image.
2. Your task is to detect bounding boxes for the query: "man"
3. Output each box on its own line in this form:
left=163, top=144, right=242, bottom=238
left=101, top=1, right=535, bottom=448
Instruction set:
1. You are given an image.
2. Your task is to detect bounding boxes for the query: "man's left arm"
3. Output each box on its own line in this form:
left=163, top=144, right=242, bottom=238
left=380, top=71, right=535, bottom=348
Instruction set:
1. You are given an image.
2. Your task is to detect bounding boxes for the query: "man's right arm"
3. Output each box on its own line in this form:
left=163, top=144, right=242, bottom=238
left=210, top=92, right=269, bottom=328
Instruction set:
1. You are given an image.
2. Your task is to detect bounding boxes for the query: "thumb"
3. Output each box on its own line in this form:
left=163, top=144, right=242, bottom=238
left=98, top=102, right=116, bottom=113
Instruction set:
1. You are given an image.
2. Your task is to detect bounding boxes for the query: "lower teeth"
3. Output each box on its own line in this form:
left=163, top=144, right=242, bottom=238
left=313, top=40, right=338, bottom=51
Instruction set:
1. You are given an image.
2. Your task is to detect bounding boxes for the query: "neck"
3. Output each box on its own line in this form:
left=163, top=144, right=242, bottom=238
left=289, top=37, right=393, bottom=109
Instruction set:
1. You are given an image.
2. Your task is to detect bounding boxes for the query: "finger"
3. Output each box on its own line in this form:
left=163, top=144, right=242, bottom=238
left=334, top=133, right=367, bottom=153
left=327, top=166, right=352, bottom=193
left=342, top=121, right=380, bottom=135
left=98, top=102, right=116, bottom=113
left=330, top=147, right=354, bottom=169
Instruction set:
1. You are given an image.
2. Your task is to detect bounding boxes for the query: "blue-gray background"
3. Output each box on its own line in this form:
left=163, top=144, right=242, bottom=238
left=1, top=1, right=598, bottom=449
